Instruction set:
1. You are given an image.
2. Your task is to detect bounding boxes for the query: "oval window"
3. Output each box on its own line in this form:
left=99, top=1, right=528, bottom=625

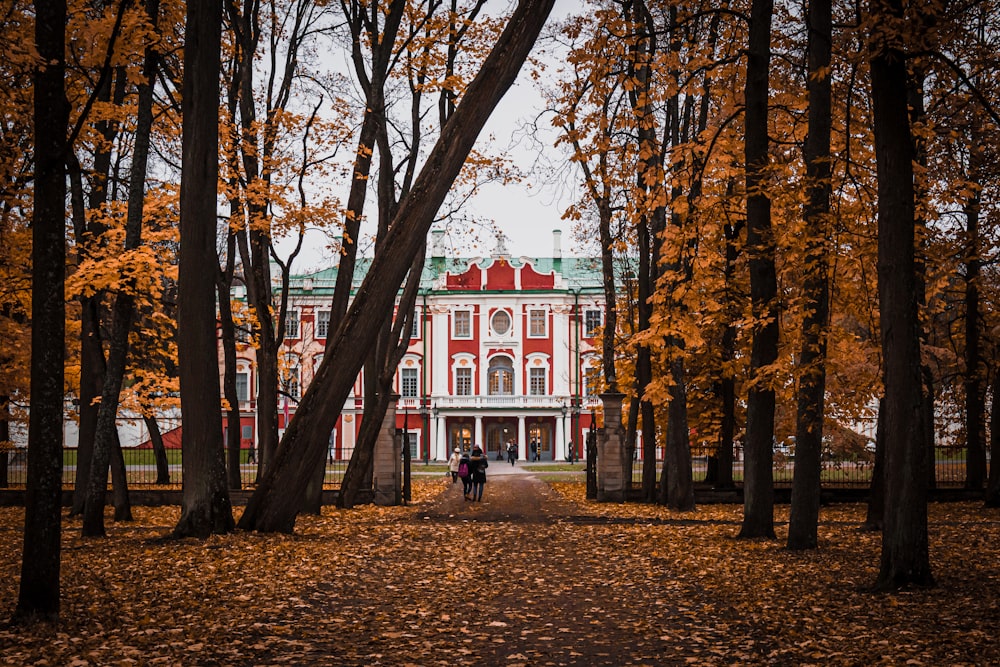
left=491, top=310, right=511, bottom=336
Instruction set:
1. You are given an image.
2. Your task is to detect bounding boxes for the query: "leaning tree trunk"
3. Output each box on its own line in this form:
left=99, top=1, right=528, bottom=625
left=738, top=0, right=777, bottom=540
left=143, top=414, right=170, bottom=484
left=238, top=0, right=556, bottom=533
left=13, top=0, right=68, bottom=624
left=171, top=0, right=235, bottom=539
left=869, top=0, right=933, bottom=590
left=787, top=0, right=832, bottom=551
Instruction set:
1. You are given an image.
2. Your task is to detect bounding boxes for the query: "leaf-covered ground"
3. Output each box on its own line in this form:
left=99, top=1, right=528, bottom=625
left=2, top=475, right=999, bottom=666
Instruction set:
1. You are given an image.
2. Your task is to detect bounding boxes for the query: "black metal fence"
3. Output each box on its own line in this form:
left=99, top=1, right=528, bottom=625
left=0, top=446, right=355, bottom=489
left=628, top=443, right=973, bottom=489
left=0, top=443, right=978, bottom=490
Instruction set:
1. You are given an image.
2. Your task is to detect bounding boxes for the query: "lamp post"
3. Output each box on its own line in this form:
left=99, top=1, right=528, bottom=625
left=572, top=401, right=581, bottom=463
left=432, top=403, right=440, bottom=455
left=420, top=403, right=429, bottom=465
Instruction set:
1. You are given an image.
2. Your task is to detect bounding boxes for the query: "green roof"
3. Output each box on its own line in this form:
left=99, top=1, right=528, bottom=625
left=288, top=255, right=605, bottom=296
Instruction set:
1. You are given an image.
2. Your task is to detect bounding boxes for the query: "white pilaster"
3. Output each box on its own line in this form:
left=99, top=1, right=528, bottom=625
left=555, top=413, right=565, bottom=461
left=517, top=416, right=527, bottom=460
left=475, top=415, right=483, bottom=450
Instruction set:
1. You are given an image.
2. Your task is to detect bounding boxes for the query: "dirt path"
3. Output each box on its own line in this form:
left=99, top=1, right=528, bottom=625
left=416, top=464, right=580, bottom=524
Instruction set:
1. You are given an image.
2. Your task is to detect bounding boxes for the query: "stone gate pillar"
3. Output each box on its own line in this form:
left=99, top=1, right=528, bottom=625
left=596, top=392, right=627, bottom=502
left=373, top=395, right=402, bottom=506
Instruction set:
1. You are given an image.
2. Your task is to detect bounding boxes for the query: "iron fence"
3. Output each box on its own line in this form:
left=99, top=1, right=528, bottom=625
left=628, top=443, right=974, bottom=489
left=0, top=443, right=979, bottom=491
left=0, top=446, right=356, bottom=489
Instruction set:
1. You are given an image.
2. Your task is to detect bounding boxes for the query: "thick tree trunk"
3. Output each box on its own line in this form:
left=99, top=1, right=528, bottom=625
left=787, top=0, right=832, bottom=551
left=869, top=0, right=933, bottom=589
left=239, top=0, right=555, bottom=533
left=172, top=0, right=235, bottom=539
left=13, top=0, right=68, bottom=624
left=71, top=298, right=103, bottom=515
left=739, top=0, right=777, bottom=540
left=663, top=359, right=695, bottom=510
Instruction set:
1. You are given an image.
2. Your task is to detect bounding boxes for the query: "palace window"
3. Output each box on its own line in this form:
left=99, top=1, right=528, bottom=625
left=456, top=367, right=472, bottom=396
left=236, top=372, right=249, bottom=402
left=491, top=309, right=511, bottom=336
left=453, top=309, right=472, bottom=339
left=285, top=309, right=300, bottom=339
left=488, top=356, right=514, bottom=396
left=401, top=367, right=419, bottom=398
left=316, top=310, right=330, bottom=338
left=584, top=309, right=602, bottom=338
left=529, top=367, right=546, bottom=396
left=284, top=366, right=300, bottom=400
left=528, top=309, right=547, bottom=337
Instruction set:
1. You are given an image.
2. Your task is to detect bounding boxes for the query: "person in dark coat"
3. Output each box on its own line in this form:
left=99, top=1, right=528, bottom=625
left=459, top=448, right=473, bottom=499
left=506, top=440, right=517, bottom=465
left=469, top=445, right=488, bottom=502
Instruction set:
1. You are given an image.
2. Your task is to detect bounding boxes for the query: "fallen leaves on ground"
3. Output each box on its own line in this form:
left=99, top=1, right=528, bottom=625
left=1, top=477, right=998, bottom=666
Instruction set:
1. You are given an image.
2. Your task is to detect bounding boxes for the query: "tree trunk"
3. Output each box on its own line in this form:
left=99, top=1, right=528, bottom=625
left=963, top=151, right=985, bottom=491
left=984, top=374, right=1000, bottom=506
left=869, top=0, right=933, bottom=590
left=238, top=0, right=556, bottom=533
left=739, top=0, right=777, bottom=540
left=217, top=243, right=244, bottom=490
left=711, top=214, right=742, bottom=490
left=787, top=0, right=832, bottom=551
left=862, top=397, right=886, bottom=530
left=82, top=2, right=159, bottom=533
left=13, top=0, right=68, bottom=624
left=663, top=358, right=695, bottom=510
left=109, top=429, right=132, bottom=521
left=0, top=395, right=9, bottom=487
left=172, top=0, right=235, bottom=539
left=143, top=414, right=170, bottom=484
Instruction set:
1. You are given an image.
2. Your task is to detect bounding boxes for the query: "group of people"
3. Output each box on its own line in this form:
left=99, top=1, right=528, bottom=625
left=448, top=446, right=488, bottom=501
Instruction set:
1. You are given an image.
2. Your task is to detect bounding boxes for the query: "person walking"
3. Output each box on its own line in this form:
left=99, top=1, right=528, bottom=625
left=506, top=440, right=516, bottom=466
left=529, top=439, right=537, bottom=461
left=448, top=447, right=462, bottom=483
left=459, top=448, right=473, bottom=500
left=469, top=445, right=488, bottom=502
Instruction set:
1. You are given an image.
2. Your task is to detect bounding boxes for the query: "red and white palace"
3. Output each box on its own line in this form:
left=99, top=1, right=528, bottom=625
left=228, top=231, right=605, bottom=462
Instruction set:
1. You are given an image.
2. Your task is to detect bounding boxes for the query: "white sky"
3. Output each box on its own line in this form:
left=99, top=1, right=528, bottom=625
left=280, top=0, right=585, bottom=272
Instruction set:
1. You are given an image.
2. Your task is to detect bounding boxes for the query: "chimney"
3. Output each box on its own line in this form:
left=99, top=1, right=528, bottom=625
left=553, top=229, right=563, bottom=259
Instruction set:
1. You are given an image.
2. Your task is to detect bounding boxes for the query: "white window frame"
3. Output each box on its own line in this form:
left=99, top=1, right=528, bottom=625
left=455, top=367, right=473, bottom=396
left=316, top=310, right=330, bottom=339
left=490, top=308, right=512, bottom=337
left=400, top=367, right=419, bottom=398
left=285, top=309, right=300, bottom=339
left=528, top=367, right=547, bottom=396
left=528, top=308, right=547, bottom=338
left=451, top=354, right=478, bottom=396
left=410, top=308, right=421, bottom=340
left=584, top=309, right=602, bottom=338
left=452, top=308, right=473, bottom=339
